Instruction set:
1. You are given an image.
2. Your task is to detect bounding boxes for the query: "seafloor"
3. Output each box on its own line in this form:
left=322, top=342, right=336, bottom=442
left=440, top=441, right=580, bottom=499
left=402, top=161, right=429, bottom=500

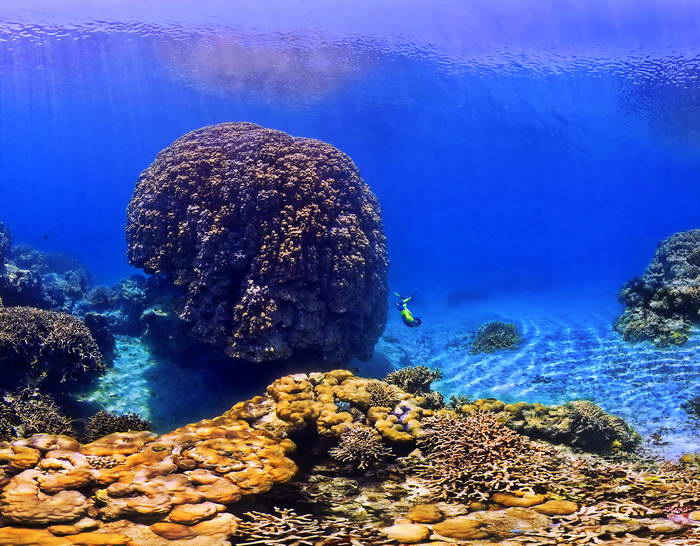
left=379, top=286, right=699, bottom=459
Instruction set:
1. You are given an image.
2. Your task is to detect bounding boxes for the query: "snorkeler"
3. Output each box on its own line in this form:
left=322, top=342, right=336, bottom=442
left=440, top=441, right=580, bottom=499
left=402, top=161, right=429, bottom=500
left=394, top=292, right=422, bottom=327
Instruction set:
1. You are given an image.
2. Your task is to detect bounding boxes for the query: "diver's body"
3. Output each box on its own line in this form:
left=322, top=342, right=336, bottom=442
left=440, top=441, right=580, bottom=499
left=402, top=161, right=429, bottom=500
left=395, top=293, right=422, bottom=327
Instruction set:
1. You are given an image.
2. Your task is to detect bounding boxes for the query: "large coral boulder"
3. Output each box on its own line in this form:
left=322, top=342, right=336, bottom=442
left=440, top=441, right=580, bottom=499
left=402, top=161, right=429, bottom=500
left=126, top=122, right=388, bottom=363
left=616, top=229, right=700, bottom=346
left=0, top=306, right=104, bottom=389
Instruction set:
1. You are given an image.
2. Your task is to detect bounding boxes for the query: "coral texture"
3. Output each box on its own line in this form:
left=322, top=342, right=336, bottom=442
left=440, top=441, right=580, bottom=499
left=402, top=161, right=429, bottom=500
left=0, top=306, right=104, bottom=389
left=126, top=122, right=388, bottom=363
left=384, top=365, right=442, bottom=394
left=455, top=397, right=641, bottom=453
left=616, top=229, right=700, bottom=345
left=0, top=388, right=74, bottom=441
left=80, top=411, right=152, bottom=444
left=0, top=370, right=695, bottom=544
left=329, top=423, right=393, bottom=471
left=469, top=321, right=521, bottom=354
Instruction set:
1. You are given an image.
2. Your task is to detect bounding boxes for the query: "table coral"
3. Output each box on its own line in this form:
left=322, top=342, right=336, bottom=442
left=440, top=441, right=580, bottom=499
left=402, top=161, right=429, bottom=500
left=126, top=122, right=388, bottom=363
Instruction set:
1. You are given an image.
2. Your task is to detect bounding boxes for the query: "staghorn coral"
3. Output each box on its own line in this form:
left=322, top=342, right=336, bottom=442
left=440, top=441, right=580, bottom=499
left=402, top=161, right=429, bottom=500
left=126, top=122, right=388, bottom=363
left=366, top=381, right=403, bottom=409
left=329, top=423, right=393, bottom=471
left=616, top=229, right=700, bottom=346
left=0, top=388, right=74, bottom=441
left=80, top=411, right=152, bottom=444
left=384, top=365, right=442, bottom=394
left=0, top=306, right=104, bottom=390
left=233, top=507, right=393, bottom=545
left=469, top=321, right=521, bottom=354
left=414, top=412, right=556, bottom=502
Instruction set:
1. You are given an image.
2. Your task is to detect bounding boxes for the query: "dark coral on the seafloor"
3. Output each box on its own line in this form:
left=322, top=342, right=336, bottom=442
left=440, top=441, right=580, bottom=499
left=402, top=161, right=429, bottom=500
left=615, top=229, right=700, bottom=346
left=0, top=388, right=74, bottom=441
left=683, top=396, right=700, bottom=422
left=80, top=410, right=152, bottom=444
left=82, top=312, right=116, bottom=363
left=469, top=321, right=521, bottom=354
left=384, top=365, right=442, bottom=394
left=566, top=400, right=641, bottom=452
left=126, top=122, right=388, bottom=363
left=0, top=222, right=10, bottom=268
left=329, top=423, right=393, bottom=471
left=0, top=306, right=104, bottom=389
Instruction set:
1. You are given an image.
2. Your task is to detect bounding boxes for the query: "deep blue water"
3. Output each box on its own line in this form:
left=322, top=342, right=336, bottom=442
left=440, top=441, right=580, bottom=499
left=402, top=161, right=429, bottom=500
left=1, top=1, right=700, bottom=454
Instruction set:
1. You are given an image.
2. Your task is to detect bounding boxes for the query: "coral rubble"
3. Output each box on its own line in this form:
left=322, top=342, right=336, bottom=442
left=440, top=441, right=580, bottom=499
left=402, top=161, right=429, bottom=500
left=469, top=321, right=521, bottom=354
left=0, top=370, right=694, bottom=544
left=616, top=229, right=700, bottom=346
left=126, top=122, right=388, bottom=363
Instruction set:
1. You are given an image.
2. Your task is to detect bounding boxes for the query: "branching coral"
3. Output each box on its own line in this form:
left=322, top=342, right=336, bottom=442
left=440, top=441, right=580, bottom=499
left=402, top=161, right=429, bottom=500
left=384, top=366, right=442, bottom=394
left=413, top=412, right=556, bottom=502
left=234, top=507, right=393, bottom=545
left=126, top=122, right=388, bottom=363
left=80, top=411, right=152, bottom=444
left=0, top=306, right=104, bottom=389
left=616, top=229, right=700, bottom=346
left=469, top=321, right=521, bottom=354
left=329, top=423, right=393, bottom=471
left=0, top=388, right=74, bottom=441
left=366, top=382, right=403, bottom=408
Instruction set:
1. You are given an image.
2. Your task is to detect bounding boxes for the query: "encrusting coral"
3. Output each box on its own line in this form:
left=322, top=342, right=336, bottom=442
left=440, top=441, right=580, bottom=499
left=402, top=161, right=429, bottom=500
left=469, top=321, right=521, bottom=354
left=0, top=370, right=694, bottom=545
left=0, top=306, right=104, bottom=390
left=616, top=229, right=700, bottom=346
left=126, top=122, right=388, bottom=363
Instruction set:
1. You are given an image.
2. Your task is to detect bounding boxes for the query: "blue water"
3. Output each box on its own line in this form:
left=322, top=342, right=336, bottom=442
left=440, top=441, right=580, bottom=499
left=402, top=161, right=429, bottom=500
left=1, top=1, right=699, bottom=455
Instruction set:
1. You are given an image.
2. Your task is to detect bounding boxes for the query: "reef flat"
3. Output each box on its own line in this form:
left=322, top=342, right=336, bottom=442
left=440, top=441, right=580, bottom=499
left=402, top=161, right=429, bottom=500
left=0, top=369, right=696, bottom=545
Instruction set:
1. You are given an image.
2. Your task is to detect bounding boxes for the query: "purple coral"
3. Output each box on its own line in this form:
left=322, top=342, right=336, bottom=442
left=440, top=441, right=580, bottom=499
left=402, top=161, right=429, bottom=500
left=126, top=122, right=388, bottom=363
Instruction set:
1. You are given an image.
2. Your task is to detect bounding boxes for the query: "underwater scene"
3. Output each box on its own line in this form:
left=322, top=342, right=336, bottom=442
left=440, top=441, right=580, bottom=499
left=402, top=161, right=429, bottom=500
left=0, top=0, right=700, bottom=544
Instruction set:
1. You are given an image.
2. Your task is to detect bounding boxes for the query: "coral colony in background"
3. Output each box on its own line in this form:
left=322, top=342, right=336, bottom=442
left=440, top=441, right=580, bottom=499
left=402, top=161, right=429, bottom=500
left=0, top=124, right=697, bottom=544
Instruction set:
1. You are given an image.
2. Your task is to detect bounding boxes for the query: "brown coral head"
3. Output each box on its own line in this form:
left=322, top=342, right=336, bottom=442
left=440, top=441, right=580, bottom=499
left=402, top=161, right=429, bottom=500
left=126, top=122, right=388, bottom=363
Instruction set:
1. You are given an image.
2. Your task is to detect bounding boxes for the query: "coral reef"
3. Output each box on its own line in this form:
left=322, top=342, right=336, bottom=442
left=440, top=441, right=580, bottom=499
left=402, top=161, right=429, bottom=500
left=0, top=306, right=104, bottom=390
left=616, top=229, right=700, bottom=346
left=234, top=507, right=393, bottom=545
left=0, top=388, right=74, bottom=441
left=413, top=411, right=555, bottom=502
left=384, top=365, right=442, bottom=394
left=0, top=239, right=90, bottom=312
left=0, top=221, right=10, bottom=270
left=329, top=423, right=393, bottom=471
left=456, top=397, right=641, bottom=453
left=469, top=321, right=521, bottom=354
left=126, top=122, right=388, bottom=363
left=0, top=370, right=694, bottom=544
left=80, top=411, right=152, bottom=444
